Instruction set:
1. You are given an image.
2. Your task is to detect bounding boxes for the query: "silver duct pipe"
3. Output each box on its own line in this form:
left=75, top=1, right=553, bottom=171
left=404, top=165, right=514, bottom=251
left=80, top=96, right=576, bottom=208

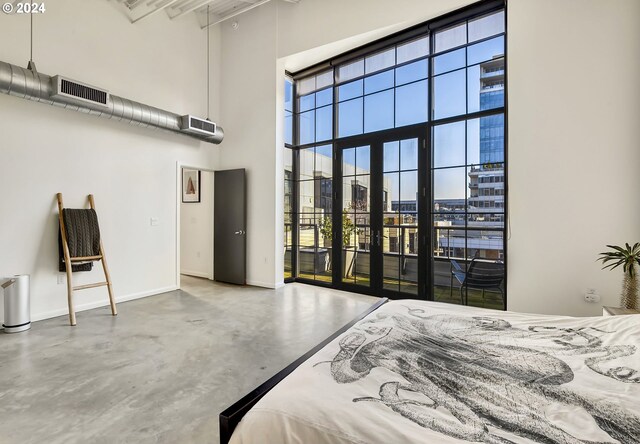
left=0, top=60, right=224, bottom=144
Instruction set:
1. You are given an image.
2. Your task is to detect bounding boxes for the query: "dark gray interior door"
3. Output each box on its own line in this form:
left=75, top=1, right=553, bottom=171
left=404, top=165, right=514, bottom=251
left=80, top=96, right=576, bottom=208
left=214, top=169, right=246, bottom=285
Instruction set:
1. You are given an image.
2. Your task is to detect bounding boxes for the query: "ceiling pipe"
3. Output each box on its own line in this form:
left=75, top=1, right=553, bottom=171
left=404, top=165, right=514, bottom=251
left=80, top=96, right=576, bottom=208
left=0, top=60, right=223, bottom=144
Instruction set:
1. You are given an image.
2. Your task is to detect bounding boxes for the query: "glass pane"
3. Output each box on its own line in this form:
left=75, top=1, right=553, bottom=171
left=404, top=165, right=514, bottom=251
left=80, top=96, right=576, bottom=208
left=435, top=23, right=466, bottom=53
left=433, top=48, right=465, bottom=75
left=383, top=141, right=399, bottom=172
left=433, top=121, right=465, bottom=168
left=316, top=70, right=334, bottom=90
left=432, top=224, right=463, bottom=305
left=284, top=148, right=293, bottom=174
left=468, top=10, right=505, bottom=43
left=468, top=164, right=505, bottom=212
left=400, top=138, right=418, bottom=171
left=315, top=179, right=333, bottom=215
left=366, top=48, right=395, bottom=74
left=297, top=77, right=315, bottom=96
left=338, top=98, right=363, bottom=137
left=284, top=183, right=292, bottom=213
left=284, top=233, right=292, bottom=278
left=354, top=227, right=371, bottom=286
left=316, top=105, right=333, bottom=142
left=284, top=111, right=293, bottom=145
left=467, top=114, right=504, bottom=165
left=299, top=93, right=315, bottom=112
left=315, top=144, right=333, bottom=178
left=364, top=70, right=394, bottom=94
left=338, top=80, right=363, bottom=102
left=468, top=58, right=505, bottom=113
left=316, top=88, right=333, bottom=107
left=364, top=90, right=394, bottom=133
left=338, top=59, right=364, bottom=83
left=299, top=147, right=314, bottom=180
left=298, top=214, right=317, bottom=245
left=285, top=79, right=293, bottom=112
left=351, top=178, right=370, bottom=212
left=468, top=212, right=505, bottom=229
left=355, top=145, right=371, bottom=173
left=343, top=148, right=356, bottom=176
left=299, top=181, right=315, bottom=213
left=400, top=170, right=418, bottom=201
left=433, top=167, right=466, bottom=209
left=466, top=230, right=504, bottom=262
left=467, top=36, right=504, bottom=66
left=395, top=79, right=428, bottom=127
left=384, top=172, right=400, bottom=205
left=397, top=36, right=429, bottom=64
left=298, top=110, right=315, bottom=145
left=383, top=226, right=400, bottom=291
left=433, top=69, right=465, bottom=120
left=395, top=59, right=428, bottom=86
left=341, top=209, right=356, bottom=283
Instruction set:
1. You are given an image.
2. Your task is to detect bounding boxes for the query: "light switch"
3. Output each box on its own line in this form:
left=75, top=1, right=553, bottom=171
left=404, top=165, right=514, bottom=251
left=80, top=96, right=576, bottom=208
left=150, top=217, right=159, bottom=226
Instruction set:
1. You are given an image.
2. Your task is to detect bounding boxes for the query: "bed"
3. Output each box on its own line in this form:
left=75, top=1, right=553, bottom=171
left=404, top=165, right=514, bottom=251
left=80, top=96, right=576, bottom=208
left=220, top=299, right=640, bottom=444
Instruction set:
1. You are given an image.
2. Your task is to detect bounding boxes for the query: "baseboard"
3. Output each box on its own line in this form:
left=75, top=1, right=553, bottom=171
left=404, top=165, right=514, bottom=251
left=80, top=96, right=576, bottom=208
left=30, top=285, right=179, bottom=323
left=246, top=279, right=277, bottom=289
left=274, top=282, right=285, bottom=289
left=180, top=270, right=212, bottom=279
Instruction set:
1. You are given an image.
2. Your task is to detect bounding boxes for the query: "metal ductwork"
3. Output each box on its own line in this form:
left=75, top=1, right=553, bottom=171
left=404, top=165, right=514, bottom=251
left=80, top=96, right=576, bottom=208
left=0, top=60, right=224, bottom=144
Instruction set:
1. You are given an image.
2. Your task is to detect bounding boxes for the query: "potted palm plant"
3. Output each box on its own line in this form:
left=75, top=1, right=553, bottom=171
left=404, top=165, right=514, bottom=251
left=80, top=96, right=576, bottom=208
left=319, top=210, right=359, bottom=278
left=598, top=243, right=640, bottom=310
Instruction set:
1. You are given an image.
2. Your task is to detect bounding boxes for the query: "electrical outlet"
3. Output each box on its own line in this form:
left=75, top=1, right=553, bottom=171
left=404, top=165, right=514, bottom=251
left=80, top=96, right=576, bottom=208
left=150, top=217, right=159, bottom=226
left=584, top=288, right=600, bottom=303
left=57, top=274, right=65, bottom=285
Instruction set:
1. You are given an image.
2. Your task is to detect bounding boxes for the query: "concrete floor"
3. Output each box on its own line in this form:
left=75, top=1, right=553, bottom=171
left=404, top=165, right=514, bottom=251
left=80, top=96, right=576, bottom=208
left=0, top=276, right=378, bottom=444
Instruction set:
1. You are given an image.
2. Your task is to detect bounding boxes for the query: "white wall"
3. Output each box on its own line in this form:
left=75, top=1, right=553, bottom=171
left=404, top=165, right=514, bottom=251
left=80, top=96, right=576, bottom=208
left=507, top=0, right=640, bottom=315
left=218, top=4, right=279, bottom=288
left=219, top=0, right=640, bottom=315
left=180, top=170, right=214, bottom=279
left=0, top=0, right=221, bottom=323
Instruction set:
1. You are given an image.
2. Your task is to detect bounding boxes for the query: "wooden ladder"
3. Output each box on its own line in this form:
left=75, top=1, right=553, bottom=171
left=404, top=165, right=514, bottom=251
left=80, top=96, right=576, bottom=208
left=57, top=193, right=117, bottom=326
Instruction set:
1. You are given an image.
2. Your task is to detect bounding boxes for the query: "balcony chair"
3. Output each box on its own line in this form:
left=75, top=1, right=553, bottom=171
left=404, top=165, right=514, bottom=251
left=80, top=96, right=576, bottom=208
left=450, top=258, right=504, bottom=305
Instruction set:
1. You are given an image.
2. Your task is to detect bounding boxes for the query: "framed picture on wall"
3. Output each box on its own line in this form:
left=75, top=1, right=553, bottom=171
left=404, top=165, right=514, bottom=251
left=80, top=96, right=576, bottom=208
left=182, top=168, right=201, bottom=203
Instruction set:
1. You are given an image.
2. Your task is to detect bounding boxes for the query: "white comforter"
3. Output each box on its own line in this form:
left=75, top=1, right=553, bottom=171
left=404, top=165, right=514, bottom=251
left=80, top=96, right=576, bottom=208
left=230, top=300, right=640, bottom=444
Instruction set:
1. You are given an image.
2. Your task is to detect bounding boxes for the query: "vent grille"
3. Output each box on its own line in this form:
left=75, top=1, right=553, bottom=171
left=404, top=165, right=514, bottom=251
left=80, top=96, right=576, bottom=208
left=180, top=115, right=217, bottom=137
left=60, top=79, right=108, bottom=105
left=50, top=75, right=109, bottom=108
left=190, top=117, right=216, bottom=134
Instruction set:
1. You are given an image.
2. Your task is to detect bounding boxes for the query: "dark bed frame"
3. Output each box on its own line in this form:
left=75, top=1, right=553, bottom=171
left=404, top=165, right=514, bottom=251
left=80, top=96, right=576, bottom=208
left=218, top=297, right=389, bottom=443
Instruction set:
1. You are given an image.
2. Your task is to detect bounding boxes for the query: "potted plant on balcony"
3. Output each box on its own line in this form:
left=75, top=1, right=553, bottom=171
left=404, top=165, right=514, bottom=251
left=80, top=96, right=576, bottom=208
left=319, top=210, right=359, bottom=278
left=598, top=242, right=640, bottom=310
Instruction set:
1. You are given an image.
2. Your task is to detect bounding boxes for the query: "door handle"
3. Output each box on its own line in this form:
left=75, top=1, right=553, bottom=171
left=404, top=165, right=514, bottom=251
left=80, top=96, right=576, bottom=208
left=234, top=230, right=245, bottom=235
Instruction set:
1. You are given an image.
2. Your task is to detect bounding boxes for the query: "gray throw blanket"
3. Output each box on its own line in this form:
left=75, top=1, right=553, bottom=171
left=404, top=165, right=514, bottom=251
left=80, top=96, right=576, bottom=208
left=58, top=209, right=101, bottom=272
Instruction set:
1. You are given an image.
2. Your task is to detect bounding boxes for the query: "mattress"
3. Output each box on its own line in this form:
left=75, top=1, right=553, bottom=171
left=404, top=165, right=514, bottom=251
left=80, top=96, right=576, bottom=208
left=230, top=300, right=640, bottom=444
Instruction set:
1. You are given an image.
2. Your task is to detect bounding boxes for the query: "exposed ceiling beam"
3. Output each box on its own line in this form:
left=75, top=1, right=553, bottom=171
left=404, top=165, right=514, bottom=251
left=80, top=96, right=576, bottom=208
left=168, top=0, right=217, bottom=20
left=131, top=0, right=181, bottom=23
left=200, top=0, right=272, bottom=29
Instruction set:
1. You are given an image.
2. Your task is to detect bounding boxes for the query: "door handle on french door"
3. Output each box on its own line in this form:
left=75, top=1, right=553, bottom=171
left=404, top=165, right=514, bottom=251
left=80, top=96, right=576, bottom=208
left=234, top=230, right=245, bottom=235
left=374, top=230, right=381, bottom=247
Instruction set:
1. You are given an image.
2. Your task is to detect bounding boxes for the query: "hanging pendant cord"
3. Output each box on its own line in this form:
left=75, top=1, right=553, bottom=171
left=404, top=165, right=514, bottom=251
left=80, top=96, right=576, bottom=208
left=30, top=11, right=33, bottom=63
left=206, top=5, right=210, bottom=120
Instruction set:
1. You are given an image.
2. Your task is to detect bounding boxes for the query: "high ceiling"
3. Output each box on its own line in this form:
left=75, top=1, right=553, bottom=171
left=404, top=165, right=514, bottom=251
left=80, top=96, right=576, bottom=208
left=110, top=0, right=299, bottom=27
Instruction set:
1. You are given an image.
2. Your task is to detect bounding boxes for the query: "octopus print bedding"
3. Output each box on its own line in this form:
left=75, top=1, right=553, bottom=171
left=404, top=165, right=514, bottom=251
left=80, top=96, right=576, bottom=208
left=230, top=300, right=640, bottom=444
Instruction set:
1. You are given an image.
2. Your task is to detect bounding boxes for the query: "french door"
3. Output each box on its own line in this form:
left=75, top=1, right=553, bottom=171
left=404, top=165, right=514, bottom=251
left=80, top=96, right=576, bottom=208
left=333, top=126, right=427, bottom=299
